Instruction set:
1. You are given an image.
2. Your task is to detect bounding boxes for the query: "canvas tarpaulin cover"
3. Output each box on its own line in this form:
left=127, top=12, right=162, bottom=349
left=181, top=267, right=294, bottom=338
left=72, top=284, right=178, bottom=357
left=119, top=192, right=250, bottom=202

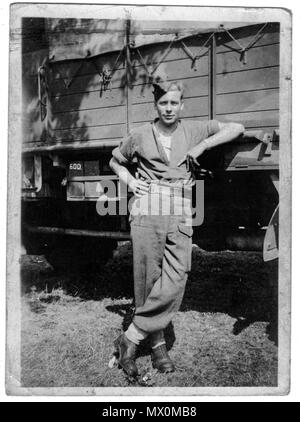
left=46, top=18, right=253, bottom=62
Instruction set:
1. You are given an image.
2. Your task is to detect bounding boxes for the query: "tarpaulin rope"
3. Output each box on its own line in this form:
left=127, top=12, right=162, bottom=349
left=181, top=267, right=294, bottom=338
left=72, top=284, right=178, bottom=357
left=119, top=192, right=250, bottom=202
left=51, top=51, right=91, bottom=90
left=180, top=31, right=215, bottom=70
left=134, top=35, right=178, bottom=82
left=38, top=59, right=49, bottom=121
left=52, top=47, right=124, bottom=96
left=91, top=47, right=125, bottom=93
left=219, top=23, right=269, bottom=64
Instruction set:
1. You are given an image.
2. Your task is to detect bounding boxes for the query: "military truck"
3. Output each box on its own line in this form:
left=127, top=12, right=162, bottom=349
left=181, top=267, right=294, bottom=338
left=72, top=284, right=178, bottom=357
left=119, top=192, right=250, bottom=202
left=21, top=18, right=279, bottom=266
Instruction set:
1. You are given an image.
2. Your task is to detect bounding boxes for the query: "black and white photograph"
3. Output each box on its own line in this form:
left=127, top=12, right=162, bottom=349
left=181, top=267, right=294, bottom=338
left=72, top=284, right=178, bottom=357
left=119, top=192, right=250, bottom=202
left=6, top=3, right=291, bottom=396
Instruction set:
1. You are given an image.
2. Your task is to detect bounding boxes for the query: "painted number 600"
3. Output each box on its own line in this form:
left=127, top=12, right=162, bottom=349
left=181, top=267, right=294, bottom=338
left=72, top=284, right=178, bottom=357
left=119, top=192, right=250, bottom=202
left=69, top=163, right=82, bottom=170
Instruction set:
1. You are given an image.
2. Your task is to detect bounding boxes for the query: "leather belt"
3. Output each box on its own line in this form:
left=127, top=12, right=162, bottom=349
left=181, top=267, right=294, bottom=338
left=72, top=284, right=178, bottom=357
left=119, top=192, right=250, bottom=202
left=148, top=181, right=192, bottom=199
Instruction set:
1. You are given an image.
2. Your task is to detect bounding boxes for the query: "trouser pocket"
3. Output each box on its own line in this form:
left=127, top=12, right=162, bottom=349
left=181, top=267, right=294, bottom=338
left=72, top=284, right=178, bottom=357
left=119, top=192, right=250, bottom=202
left=177, top=223, right=193, bottom=238
left=177, top=223, right=193, bottom=272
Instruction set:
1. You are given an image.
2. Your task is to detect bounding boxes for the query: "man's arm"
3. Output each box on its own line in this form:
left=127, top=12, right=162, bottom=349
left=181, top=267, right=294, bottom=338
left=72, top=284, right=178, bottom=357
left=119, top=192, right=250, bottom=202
left=197, top=122, right=245, bottom=154
left=109, top=157, right=149, bottom=197
left=201, top=121, right=245, bottom=151
left=178, top=121, right=245, bottom=169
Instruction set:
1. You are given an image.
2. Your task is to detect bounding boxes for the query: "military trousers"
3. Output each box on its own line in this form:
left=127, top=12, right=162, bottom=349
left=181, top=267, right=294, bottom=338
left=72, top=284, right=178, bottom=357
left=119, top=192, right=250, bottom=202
left=129, top=191, right=193, bottom=333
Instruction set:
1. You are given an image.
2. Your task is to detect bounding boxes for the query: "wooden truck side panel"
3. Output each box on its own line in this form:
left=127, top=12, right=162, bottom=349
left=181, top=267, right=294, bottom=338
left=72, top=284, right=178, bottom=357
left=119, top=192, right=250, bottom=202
left=40, top=23, right=279, bottom=149
left=48, top=51, right=128, bottom=145
left=215, top=24, right=279, bottom=133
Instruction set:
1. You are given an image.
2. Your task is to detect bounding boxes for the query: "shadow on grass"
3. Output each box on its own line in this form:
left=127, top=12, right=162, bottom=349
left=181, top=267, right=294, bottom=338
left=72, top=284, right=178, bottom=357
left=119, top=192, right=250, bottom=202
left=181, top=250, right=278, bottom=345
left=21, top=242, right=278, bottom=345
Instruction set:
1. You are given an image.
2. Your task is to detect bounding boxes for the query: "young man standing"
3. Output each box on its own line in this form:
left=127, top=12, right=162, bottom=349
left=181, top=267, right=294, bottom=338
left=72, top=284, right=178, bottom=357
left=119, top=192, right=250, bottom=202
left=110, top=80, right=244, bottom=377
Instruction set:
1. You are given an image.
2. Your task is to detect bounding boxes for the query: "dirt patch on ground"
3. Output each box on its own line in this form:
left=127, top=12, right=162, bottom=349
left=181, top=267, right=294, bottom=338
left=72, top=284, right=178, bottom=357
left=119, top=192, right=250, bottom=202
left=21, top=242, right=278, bottom=388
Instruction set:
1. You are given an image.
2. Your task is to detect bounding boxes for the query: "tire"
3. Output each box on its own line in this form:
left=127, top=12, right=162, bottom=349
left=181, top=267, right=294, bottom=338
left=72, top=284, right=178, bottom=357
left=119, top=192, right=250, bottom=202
left=44, top=236, right=117, bottom=272
left=21, top=231, right=49, bottom=255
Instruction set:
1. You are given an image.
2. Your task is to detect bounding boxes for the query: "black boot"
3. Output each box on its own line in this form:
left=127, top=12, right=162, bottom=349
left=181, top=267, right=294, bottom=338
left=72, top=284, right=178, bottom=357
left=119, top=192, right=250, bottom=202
left=114, top=334, right=139, bottom=378
left=151, top=340, right=175, bottom=373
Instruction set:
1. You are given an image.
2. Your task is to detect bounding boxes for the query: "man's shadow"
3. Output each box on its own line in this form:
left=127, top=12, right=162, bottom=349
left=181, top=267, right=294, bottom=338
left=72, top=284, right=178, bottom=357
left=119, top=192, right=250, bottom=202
left=181, top=250, right=278, bottom=345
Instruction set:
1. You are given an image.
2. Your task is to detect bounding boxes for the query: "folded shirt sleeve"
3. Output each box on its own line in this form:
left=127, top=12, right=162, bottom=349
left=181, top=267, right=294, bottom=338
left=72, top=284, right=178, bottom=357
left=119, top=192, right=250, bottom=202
left=112, top=132, right=137, bottom=165
left=206, top=119, right=220, bottom=137
left=198, top=120, right=220, bottom=143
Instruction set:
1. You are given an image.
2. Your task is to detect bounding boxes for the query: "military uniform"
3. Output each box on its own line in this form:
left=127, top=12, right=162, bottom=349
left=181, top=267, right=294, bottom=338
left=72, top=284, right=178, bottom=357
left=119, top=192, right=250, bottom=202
left=112, top=118, right=219, bottom=333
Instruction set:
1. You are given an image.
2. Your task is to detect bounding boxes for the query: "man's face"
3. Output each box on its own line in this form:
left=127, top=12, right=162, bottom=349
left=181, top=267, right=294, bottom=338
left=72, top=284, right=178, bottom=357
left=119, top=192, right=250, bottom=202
left=155, top=90, right=184, bottom=127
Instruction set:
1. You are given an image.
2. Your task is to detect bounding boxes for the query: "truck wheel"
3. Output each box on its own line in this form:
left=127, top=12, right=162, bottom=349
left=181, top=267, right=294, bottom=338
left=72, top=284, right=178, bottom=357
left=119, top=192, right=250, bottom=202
left=21, top=231, right=48, bottom=255
left=44, top=237, right=117, bottom=272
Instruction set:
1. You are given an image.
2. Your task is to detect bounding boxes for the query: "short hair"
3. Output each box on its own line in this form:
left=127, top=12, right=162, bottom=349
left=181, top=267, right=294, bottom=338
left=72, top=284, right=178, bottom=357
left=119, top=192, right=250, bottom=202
left=152, top=80, right=184, bottom=102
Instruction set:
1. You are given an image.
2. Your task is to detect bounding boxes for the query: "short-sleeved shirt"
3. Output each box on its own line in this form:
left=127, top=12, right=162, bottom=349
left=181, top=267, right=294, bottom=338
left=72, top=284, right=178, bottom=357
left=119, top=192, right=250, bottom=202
left=112, top=118, right=220, bottom=183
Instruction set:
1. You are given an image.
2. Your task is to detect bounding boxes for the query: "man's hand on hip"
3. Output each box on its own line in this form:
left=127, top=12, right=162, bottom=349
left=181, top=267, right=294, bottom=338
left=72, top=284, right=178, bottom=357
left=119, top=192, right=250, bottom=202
left=129, top=179, right=150, bottom=198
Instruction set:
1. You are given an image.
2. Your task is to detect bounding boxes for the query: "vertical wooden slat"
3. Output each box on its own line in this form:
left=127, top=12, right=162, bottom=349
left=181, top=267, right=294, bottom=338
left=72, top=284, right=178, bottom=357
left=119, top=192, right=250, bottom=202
left=209, top=33, right=216, bottom=120
left=45, top=62, right=52, bottom=142
left=125, top=19, right=132, bottom=135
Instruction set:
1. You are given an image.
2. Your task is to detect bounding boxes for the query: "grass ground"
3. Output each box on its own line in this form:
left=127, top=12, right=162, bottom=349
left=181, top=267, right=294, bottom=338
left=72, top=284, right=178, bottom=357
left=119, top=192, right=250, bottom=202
left=21, top=242, right=278, bottom=388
